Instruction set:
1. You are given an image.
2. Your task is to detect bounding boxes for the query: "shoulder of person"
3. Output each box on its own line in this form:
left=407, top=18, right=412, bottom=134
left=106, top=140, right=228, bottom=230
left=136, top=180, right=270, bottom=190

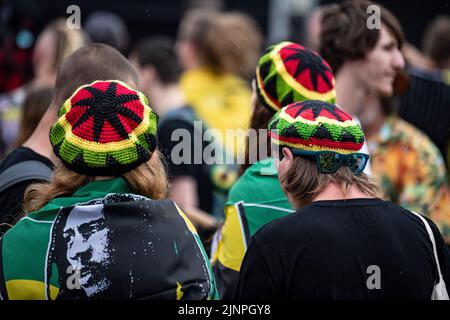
left=250, top=207, right=320, bottom=244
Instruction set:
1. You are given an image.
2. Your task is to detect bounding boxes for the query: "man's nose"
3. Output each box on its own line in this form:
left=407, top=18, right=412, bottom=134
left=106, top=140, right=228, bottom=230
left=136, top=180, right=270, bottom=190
left=392, top=49, right=405, bottom=70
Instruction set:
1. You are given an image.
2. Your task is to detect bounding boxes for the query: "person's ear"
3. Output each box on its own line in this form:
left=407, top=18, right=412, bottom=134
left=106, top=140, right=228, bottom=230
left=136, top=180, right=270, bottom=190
left=142, top=65, right=158, bottom=84
left=281, top=147, right=294, bottom=169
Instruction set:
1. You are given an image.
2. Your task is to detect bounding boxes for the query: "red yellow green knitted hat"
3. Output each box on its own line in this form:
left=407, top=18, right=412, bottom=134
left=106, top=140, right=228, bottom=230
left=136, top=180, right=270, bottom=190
left=50, top=80, right=158, bottom=176
left=269, top=100, right=365, bottom=154
left=256, top=41, right=336, bottom=113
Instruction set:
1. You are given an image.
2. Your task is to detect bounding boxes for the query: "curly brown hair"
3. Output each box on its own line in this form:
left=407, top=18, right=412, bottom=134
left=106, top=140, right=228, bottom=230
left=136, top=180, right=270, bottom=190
left=319, top=0, right=404, bottom=74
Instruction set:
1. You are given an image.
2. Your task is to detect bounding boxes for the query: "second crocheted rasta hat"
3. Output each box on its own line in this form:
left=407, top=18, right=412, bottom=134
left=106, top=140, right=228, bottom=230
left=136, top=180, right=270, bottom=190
left=256, top=41, right=336, bottom=113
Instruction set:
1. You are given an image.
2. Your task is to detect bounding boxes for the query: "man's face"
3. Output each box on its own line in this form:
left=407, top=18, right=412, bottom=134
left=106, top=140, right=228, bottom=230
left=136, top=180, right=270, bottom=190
left=63, top=205, right=111, bottom=297
left=355, top=26, right=405, bottom=97
left=128, top=56, right=153, bottom=97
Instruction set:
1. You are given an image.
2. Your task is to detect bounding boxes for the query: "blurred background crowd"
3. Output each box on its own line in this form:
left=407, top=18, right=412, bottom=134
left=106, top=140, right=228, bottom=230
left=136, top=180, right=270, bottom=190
left=0, top=0, right=450, bottom=239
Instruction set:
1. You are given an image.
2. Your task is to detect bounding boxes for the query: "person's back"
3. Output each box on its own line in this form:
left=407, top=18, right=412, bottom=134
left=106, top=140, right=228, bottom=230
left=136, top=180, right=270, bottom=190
left=235, top=100, right=450, bottom=300
left=0, top=80, right=217, bottom=300
left=236, top=198, right=450, bottom=299
left=0, top=178, right=215, bottom=300
left=368, top=114, right=450, bottom=243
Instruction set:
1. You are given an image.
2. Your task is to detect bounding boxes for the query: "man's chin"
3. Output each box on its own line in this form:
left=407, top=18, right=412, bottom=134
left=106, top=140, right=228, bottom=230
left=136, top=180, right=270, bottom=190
left=378, top=87, right=394, bottom=98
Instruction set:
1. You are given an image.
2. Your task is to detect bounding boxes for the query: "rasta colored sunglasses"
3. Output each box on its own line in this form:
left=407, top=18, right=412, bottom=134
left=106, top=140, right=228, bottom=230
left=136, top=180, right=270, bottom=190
left=290, top=150, right=369, bottom=174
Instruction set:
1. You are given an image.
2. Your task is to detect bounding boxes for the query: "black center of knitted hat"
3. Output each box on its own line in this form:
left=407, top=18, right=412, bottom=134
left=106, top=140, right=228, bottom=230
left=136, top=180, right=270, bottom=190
left=71, top=81, right=142, bottom=142
left=95, top=97, right=118, bottom=116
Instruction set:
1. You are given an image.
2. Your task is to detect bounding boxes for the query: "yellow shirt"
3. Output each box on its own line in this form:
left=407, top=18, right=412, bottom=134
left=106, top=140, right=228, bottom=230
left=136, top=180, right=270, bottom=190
left=180, top=68, right=252, bottom=156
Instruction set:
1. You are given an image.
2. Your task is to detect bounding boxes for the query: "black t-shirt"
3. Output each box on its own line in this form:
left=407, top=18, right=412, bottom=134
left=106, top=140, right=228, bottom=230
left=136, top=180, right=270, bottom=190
left=399, top=67, right=450, bottom=166
left=158, top=107, right=213, bottom=214
left=0, top=147, right=53, bottom=234
left=234, top=198, right=450, bottom=300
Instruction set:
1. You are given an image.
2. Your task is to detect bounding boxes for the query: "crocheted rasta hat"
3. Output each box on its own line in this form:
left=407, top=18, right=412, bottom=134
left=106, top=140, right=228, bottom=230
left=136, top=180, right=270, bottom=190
left=50, top=80, right=158, bottom=176
left=256, top=41, right=336, bottom=113
left=269, top=100, right=365, bottom=154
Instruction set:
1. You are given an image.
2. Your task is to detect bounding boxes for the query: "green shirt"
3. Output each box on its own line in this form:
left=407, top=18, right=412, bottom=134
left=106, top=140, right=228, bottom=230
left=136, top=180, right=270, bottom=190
left=0, top=178, right=217, bottom=300
left=212, top=158, right=294, bottom=299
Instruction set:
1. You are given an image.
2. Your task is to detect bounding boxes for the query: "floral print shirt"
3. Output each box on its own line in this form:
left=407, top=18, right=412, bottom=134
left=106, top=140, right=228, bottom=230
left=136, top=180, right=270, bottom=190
left=368, top=116, right=450, bottom=242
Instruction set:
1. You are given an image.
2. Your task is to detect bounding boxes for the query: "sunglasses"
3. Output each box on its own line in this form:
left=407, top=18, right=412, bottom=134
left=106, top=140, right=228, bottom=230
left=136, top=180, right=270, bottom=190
left=290, top=150, right=369, bottom=175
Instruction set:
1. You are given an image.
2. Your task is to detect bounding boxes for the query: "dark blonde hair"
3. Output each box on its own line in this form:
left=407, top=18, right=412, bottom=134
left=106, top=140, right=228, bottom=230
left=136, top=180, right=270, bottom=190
left=14, top=86, right=53, bottom=147
left=52, top=43, right=139, bottom=111
left=178, top=10, right=262, bottom=79
left=280, top=155, right=381, bottom=208
left=239, top=100, right=274, bottom=176
left=23, top=151, right=168, bottom=214
left=42, top=19, right=88, bottom=74
left=422, top=15, right=450, bottom=68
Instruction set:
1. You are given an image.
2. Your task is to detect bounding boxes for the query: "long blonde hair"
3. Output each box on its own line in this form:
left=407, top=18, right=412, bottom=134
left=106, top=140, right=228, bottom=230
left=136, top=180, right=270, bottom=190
left=23, top=151, right=168, bottom=214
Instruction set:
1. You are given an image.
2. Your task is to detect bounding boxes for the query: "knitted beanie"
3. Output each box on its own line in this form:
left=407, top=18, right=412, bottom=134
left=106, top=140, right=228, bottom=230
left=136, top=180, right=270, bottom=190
left=269, top=100, right=365, bottom=154
left=256, top=41, right=336, bottom=113
left=50, top=80, right=158, bottom=176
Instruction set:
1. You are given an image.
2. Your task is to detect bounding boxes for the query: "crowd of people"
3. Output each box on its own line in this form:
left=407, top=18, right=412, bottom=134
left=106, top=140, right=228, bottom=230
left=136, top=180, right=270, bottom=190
left=0, top=0, right=449, bottom=300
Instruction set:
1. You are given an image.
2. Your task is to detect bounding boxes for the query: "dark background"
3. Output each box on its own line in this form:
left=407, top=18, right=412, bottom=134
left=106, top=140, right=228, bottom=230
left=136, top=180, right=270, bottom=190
left=3, top=0, right=449, bottom=48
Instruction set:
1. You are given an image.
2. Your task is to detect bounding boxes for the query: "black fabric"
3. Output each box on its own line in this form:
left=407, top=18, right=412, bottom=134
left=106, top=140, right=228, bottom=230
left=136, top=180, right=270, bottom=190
left=234, top=198, right=450, bottom=300
left=0, top=147, right=53, bottom=235
left=158, top=107, right=213, bottom=214
left=399, top=67, right=450, bottom=166
left=45, top=196, right=213, bottom=300
left=0, top=237, right=7, bottom=300
left=214, top=259, right=240, bottom=300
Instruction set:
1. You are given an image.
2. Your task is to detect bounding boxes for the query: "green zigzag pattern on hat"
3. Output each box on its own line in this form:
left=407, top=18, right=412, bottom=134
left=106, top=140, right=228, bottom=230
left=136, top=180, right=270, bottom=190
left=272, top=117, right=364, bottom=143
left=50, top=110, right=158, bottom=169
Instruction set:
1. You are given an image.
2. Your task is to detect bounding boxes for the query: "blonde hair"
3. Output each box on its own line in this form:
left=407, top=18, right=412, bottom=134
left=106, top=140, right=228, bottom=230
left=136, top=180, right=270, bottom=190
left=14, top=86, right=53, bottom=147
left=43, top=19, right=88, bottom=73
left=281, top=156, right=382, bottom=208
left=178, top=10, right=262, bottom=79
left=23, top=151, right=168, bottom=214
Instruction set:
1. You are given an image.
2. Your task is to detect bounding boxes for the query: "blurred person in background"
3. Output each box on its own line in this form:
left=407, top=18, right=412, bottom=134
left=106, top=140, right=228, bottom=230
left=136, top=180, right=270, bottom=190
left=176, top=10, right=262, bottom=156
left=130, top=36, right=218, bottom=248
left=13, top=86, right=53, bottom=147
left=320, top=0, right=450, bottom=243
left=0, top=18, right=87, bottom=157
left=0, top=44, right=138, bottom=236
left=84, top=11, right=130, bottom=55
left=176, top=10, right=263, bottom=222
left=304, top=5, right=332, bottom=52
left=399, top=15, right=450, bottom=170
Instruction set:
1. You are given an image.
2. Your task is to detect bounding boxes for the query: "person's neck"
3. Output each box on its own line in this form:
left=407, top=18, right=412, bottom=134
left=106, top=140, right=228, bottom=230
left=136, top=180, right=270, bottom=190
left=358, top=94, right=387, bottom=140
left=22, top=108, right=57, bottom=162
left=146, top=83, right=186, bottom=117
left=335, top=69, right=386, bottom=140
left=335, top=68, right=368, bottom=115
left=32, top=67, right=56, bottom=87
left=313, top=182, right=373, bottom=202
